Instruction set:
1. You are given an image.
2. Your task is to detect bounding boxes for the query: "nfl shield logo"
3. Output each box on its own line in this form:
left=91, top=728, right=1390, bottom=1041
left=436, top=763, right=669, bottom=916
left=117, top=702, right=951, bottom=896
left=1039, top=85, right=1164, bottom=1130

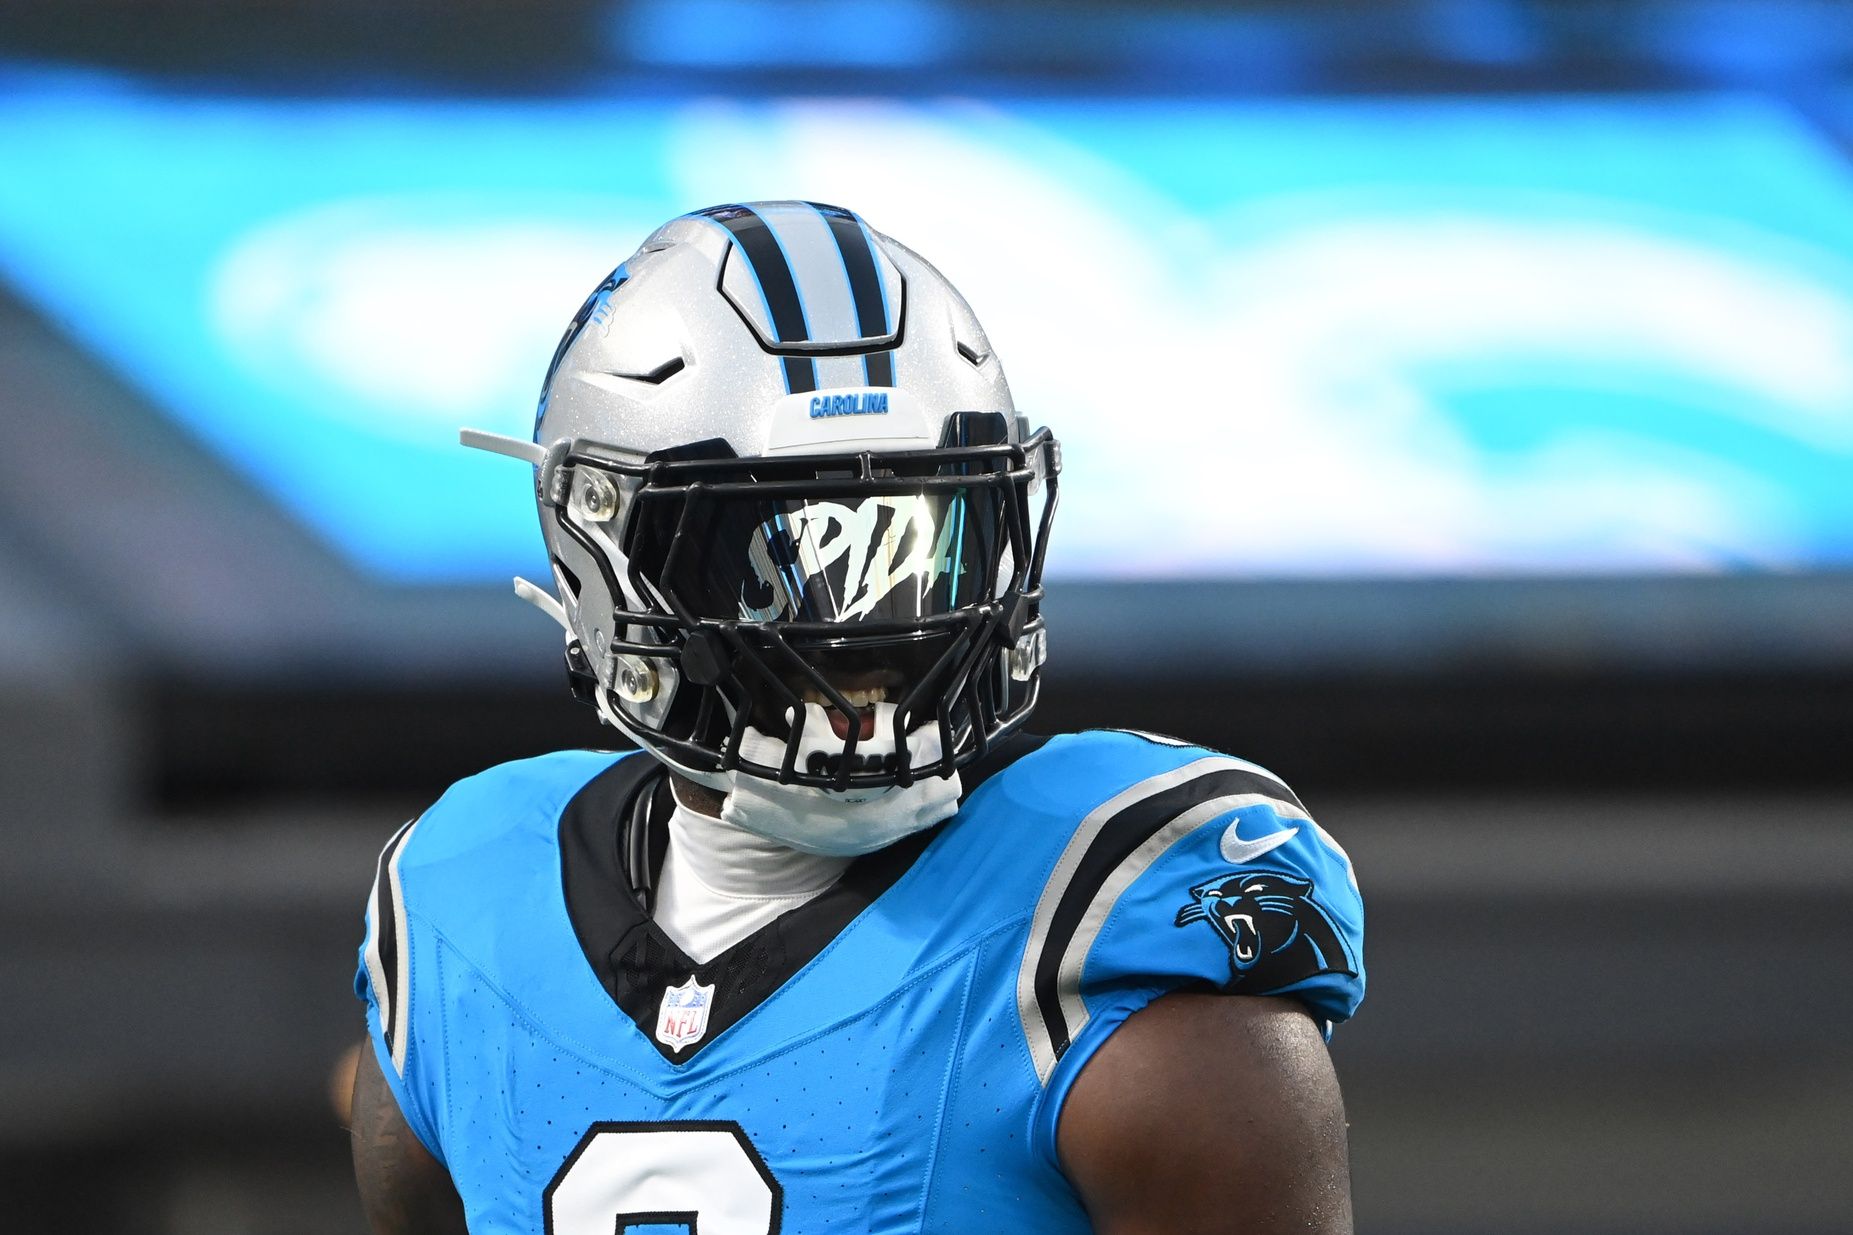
left=655, top=974, right=715, bottom=1051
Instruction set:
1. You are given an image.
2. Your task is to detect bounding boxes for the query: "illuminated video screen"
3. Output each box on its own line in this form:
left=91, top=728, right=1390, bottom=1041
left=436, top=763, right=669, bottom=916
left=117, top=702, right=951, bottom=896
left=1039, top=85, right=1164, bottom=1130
left=2, top=85, right=1850, bottom=583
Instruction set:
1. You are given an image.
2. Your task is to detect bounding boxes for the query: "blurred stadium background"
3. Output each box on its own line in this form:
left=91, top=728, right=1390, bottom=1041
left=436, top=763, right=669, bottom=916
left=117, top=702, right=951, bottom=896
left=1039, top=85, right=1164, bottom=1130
left=3, top=0, right=1851, bottom=1231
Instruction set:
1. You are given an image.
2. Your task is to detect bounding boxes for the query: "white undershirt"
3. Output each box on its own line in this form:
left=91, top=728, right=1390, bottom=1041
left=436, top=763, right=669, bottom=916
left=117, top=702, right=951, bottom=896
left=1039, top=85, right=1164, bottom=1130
left=653, top=784, right=852, bottom=964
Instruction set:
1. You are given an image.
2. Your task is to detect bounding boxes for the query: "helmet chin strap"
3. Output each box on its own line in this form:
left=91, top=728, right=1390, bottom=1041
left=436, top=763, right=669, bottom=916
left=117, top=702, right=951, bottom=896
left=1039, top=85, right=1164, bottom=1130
left=593, top=687, right=735, bottom=794
left=721, top=703, right=961, bottom=857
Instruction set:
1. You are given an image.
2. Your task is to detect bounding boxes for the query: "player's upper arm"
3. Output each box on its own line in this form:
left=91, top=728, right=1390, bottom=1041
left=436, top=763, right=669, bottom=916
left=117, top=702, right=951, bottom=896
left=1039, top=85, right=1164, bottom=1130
left=350, top=1039, right=469, bottom=1235
left=1057, top=993, right=1351, bottom=1235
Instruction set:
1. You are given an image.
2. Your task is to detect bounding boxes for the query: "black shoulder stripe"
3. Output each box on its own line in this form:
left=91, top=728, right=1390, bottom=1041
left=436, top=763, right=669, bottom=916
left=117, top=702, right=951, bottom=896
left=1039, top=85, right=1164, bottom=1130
left=368, top=818, right=417, bottom=1062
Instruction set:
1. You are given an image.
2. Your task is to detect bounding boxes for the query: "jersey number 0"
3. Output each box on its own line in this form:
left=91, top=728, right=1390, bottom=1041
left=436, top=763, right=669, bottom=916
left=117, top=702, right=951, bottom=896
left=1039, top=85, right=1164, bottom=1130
left=545, top=1121, right=783, bottom=1234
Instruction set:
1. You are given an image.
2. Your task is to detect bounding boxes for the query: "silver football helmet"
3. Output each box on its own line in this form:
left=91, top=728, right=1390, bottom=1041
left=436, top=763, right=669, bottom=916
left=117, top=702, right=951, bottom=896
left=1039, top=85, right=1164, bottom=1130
left=467, top=201, right=1058, bottom=798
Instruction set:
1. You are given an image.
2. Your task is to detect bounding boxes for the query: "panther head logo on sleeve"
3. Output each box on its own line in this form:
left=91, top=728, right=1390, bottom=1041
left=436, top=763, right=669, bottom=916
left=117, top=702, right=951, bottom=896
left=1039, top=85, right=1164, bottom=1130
left=1174, top=871, right=1356, bottom=991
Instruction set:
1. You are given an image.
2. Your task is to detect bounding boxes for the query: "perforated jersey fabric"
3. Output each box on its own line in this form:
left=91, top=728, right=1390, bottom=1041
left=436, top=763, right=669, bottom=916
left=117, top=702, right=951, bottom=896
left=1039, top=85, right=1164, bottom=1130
left=355, top=730, right=1365, bottom=1234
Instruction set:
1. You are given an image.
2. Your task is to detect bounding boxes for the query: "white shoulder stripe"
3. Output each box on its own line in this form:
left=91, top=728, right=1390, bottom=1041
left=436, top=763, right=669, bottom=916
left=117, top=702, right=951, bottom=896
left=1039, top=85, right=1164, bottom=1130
left=1117, top=728, right=1191, bottom=747
left=361, top=818, right=419, bottom=1077
left=362, top=825, right=402, bottom=1036
left=386, top=819, right=419, bottom=1075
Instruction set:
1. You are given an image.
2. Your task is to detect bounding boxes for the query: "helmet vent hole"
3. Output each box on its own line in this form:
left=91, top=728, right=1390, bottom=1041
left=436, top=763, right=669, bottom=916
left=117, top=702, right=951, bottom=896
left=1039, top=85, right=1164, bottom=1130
left=552, top=557, right=583, bottom=600
left=955, top=340, right=988, bottom=368
left=639, top=355, right=686, bottom=384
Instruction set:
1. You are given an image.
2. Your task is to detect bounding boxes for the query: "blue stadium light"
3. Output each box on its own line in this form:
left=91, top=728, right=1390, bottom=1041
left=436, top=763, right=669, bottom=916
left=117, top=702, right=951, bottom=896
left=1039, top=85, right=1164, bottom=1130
left=3, top=81, right=1852, bottom=583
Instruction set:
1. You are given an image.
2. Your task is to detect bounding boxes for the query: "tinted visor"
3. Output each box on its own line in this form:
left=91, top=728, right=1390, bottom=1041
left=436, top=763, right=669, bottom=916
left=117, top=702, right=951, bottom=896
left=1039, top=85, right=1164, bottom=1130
left=640, top=486, right=1007, bottom=625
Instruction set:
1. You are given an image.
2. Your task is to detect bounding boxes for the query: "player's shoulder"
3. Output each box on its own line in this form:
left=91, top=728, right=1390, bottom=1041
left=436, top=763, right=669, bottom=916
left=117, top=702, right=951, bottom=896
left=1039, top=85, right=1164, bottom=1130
left=944, top=727, right=1330, bottom=910
left=393, top=747, right=638, bottom=873
left=997, top=730, right=1364, bottom=1127
left=970, top=727, right=1310, bottom=825
left=358, top=748, right=643, bottom=1136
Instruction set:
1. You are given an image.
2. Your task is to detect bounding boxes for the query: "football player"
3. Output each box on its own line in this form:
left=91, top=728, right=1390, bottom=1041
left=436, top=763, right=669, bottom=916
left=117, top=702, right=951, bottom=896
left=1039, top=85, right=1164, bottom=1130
left=350, top=202, right=1365, bottom=1234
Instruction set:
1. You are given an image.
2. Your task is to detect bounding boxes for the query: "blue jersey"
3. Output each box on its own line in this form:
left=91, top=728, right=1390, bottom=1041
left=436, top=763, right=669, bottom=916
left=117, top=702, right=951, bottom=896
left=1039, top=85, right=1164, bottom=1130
left=355, top=730, right=1364, bottom=1234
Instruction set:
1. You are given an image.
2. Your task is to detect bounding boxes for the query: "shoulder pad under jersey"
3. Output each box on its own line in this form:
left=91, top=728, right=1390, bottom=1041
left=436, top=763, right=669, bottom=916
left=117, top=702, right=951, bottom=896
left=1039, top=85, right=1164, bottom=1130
left=1004, top=730, right=1364, bottom=1159
left=354, top=749, right=634, bottom=1157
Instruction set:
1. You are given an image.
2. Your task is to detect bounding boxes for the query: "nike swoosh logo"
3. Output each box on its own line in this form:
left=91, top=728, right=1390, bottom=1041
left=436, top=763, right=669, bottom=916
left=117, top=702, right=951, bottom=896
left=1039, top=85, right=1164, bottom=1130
left=1220, top=824, right=1299, bottom=865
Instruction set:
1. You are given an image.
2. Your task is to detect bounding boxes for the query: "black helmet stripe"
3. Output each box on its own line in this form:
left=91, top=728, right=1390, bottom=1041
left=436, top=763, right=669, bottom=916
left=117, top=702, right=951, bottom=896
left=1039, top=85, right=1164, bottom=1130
left=698, top=204, right=819, bottom=394
left=811, top=202, right=895, bottom=387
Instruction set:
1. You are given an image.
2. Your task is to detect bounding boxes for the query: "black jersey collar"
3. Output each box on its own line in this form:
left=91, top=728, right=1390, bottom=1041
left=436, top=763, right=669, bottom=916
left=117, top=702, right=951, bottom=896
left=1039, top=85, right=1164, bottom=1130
left=558, top=735, right=1045, bottom=1064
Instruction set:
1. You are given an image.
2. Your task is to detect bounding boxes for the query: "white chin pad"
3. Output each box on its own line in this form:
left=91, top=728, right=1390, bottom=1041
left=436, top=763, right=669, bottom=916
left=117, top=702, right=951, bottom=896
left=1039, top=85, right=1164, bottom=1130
left=721, top=702, right=960, bottom=856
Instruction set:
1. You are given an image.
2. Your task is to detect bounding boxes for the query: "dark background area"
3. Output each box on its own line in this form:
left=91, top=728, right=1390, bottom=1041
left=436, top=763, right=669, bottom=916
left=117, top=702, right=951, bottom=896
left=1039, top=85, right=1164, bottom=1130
left=3, top=2, right=1851, bottom=1233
